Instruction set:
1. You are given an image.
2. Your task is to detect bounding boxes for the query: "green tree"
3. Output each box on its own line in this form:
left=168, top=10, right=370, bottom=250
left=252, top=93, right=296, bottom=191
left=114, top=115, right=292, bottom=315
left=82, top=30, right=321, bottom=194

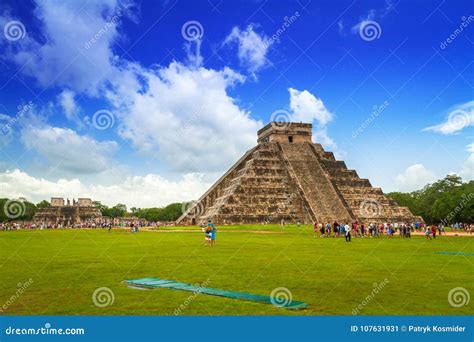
left=109, top=204, right=127, bottom=218
left=36, top=200, right=50, bottom=209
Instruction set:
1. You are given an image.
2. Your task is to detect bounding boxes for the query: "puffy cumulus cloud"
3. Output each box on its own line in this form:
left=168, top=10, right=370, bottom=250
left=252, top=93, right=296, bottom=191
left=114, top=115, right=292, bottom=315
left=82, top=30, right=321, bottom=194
left=0, top=169, right=210, bottom=208
left=289, top=88, right=333, bottom=125
left=460, top=143, right=474, bottom=181
left=21, top=125, right=118, bottom=174
left=110, top=61, right=262, bottom=173
left=58, top=89, right=83, bottom=127
left=224, top=24, right=271, bottom=76
left=423, top=101, right=474, bottom=135
left=395, top=164, right=437, bottom=192
left=1, top=0, right=132, bottom=95
left=288, top=88, right=336, bottom=149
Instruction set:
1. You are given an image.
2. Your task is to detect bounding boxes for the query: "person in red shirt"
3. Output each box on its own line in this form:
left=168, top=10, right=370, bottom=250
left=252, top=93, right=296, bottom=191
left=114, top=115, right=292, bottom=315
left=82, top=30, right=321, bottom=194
left=353, top=221, right=358, bottom=238
left=431, top=225, right=437, bottom=239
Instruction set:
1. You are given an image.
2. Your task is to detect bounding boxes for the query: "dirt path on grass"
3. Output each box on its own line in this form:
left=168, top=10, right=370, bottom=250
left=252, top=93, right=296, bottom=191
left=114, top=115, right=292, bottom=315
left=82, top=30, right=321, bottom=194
left=142, top=228, right=285, bottom=234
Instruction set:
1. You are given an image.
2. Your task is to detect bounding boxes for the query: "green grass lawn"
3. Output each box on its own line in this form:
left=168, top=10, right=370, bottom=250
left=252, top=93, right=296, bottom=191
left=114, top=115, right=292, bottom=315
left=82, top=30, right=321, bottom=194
left=0, top=226, right=472, bottom=315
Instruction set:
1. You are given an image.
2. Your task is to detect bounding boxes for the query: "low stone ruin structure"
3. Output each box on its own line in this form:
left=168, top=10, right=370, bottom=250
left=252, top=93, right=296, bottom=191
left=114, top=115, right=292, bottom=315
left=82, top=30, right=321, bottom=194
left=177, top=122, right=419, bottom=225
left=33, top=197, right=102, bottom=226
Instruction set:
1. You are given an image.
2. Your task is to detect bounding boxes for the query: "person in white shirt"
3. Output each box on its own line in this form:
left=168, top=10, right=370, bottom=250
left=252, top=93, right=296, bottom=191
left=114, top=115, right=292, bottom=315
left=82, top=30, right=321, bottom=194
left=344, top=223, right=351, bottom=242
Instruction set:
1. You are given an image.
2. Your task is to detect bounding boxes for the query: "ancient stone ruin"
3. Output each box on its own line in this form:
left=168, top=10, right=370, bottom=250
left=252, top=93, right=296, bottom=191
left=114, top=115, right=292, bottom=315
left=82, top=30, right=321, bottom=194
left=177, top=122, right=419, bottom=225
left=33, top=197, right=102, bottom=225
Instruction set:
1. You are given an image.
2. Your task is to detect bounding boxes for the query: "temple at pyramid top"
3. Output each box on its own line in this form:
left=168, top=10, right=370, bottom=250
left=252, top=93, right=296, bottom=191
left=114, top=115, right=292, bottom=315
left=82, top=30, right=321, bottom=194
left=257, top=122, right=313, bottom=144
left=177, top=121, right=421, bottom=226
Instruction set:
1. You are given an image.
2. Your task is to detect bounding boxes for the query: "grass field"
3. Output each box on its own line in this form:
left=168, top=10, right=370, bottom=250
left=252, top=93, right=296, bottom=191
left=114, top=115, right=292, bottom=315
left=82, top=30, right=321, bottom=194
left=0, top=225, right=472, bottom=315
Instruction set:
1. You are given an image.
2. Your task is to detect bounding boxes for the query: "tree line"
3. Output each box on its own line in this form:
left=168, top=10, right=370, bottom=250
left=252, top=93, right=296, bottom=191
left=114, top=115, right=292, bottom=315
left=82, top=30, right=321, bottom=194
left=387, top=175, right=473, bottom=224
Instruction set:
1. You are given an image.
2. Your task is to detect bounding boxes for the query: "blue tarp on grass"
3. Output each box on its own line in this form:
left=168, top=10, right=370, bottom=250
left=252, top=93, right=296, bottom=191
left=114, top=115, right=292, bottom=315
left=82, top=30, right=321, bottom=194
left=125, top=277, right=308, bottom=309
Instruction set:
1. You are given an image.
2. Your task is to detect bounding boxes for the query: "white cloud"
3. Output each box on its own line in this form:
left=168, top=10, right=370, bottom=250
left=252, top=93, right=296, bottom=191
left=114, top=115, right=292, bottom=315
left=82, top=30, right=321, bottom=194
left=1, top=0, right=130, bottom=95
left=108, top=61, right=261, bottom=173
left=461, top=143, right=474, bottom=181
left=423, top=101, right=474, bottom=135
left=289, top=88, right=333, bottom=125
left=21, top=125, right=118, bottom=174
left=0, top=169, right=210, bottom=208
left=337, top=20, right=345, bottom=36
left=57, top=89, right=83, bottom=127
left=287, top=88, right=337, bottom=150
left=395, top=164, right=437, bottom=192
left=351, top=9, right=377, bottom=34
left=224, top=24, right=271, bottom=76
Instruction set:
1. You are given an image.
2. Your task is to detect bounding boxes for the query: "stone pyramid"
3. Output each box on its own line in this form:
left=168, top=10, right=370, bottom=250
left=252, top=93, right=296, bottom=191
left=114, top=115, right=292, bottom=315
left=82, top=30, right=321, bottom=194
left=177, top=122, right=419, bottom=225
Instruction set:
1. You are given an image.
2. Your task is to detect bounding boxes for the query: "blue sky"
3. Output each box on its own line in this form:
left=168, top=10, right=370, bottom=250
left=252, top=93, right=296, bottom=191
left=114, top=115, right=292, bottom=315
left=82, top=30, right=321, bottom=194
left=0, top=0, right=472, bottom=208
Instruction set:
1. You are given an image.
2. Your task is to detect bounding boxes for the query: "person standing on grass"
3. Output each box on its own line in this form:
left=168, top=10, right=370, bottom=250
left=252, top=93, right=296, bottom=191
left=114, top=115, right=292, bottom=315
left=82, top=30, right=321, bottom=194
left=208, top=220, right=217, bottom=246
left=319, top=222, right=324, bottom=237
left=204, top=223, right=212, bottom=246
left=333, top=221, right=339, bottom=237
left=325, top=222, right=331, bottom=237
left=425, top=226, right=432, bottom=239
left=313, top=222, right=318, bottom=237
left=431, top=224, right=437, bottom=239
left=344, top=222, right=351, bottom=242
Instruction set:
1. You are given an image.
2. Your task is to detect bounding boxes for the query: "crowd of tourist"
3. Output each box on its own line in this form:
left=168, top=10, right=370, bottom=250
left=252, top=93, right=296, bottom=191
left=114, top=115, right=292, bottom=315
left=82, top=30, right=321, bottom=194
left=310, top=221, right=473, bottom=241
left=0, top=218, right=171, bottom=231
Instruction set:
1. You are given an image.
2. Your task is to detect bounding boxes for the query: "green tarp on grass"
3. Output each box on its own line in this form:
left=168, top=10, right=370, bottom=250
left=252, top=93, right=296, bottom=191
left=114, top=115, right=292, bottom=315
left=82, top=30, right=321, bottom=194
left=435, top=251, right=474, bottom=256
left=125, top=277, right=308, bottom=309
